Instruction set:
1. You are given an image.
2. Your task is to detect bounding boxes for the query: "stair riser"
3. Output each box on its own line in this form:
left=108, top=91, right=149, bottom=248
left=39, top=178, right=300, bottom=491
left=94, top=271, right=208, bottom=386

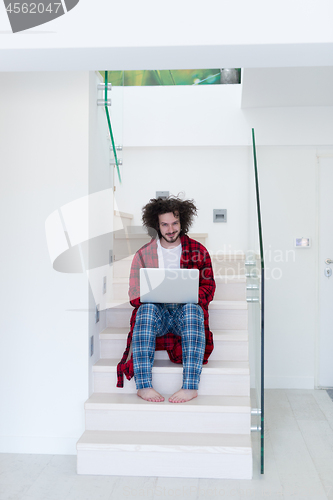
left=209, top=309, right=247, bottom=330
left=111, top=282, right=246, bottom=301
left=106, top=309, right=131, bottom=328
left=109, top=284, right=128, bottom=300
left=113, top=260, right=132, bottom=279
left=85, top=409, right=251, bottom=435
left=100, top=339, right=248, bottom=362
left=77, top=449, right=252, bottom=479
left=114, top=238, right=150, bottom=262
left=213, top=262, right=246, bottom=277
left=106, top=308, right=248, bottom=330
left=114, top=216, right=132, bottom=230
left=207, top=342, right=248, bottom=361
left=93, top=372, right=250, bottom=397
left=214, top=283, right=246, bottom=301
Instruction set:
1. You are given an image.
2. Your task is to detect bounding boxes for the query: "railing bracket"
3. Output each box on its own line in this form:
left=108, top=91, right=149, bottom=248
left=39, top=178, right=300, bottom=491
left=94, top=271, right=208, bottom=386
left=98, top=83, right=112, bottom=91
left=97, top=99, right=111, bottom=107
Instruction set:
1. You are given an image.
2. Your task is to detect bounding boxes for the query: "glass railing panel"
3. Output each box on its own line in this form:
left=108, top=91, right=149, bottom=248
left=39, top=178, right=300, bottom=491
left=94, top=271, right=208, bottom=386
left=86, top=71, right=125, bottom=394
left=88, top=71, right=124, bottom=311
left=247, top=129, right=264, bottom=475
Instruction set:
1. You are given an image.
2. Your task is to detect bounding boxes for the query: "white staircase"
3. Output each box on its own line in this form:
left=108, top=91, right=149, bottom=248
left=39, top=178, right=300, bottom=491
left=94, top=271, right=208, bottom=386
left=77, top=228, right=253, bottom=479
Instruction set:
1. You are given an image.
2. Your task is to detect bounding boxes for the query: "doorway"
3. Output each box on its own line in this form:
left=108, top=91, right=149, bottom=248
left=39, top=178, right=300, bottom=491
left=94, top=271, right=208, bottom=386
left=318, top=156, right=333, bottom=387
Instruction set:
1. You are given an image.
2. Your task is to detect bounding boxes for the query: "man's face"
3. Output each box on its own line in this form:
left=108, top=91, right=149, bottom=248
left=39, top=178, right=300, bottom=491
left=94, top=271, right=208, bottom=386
left=158, top=212, right=181, bottom=244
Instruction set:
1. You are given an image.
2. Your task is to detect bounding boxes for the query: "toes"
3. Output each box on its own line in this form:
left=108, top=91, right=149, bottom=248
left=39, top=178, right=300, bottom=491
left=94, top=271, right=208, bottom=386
left=138, top=390, right=164, bottom=402
left=152, top=396, right=164, bottom=402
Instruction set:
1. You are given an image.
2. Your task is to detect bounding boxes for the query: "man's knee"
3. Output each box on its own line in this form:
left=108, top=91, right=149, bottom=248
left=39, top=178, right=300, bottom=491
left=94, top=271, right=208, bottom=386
left=136, top=303, right=160, bottom=318
left=182, top=303, right=204, bottom=319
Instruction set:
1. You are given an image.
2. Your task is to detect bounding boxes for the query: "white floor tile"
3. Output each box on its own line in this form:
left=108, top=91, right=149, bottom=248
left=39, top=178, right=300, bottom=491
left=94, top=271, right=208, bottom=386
left=110, top=476, right=157, bottom=500
left=153, top=477, right=199, bottom=500
left=0, top=454, right=51, bottom=486
left=297, top=419, right=333, bottom=496
left=313, top=390, right=333, bottom=430
left=21, top=456, right=78, bottom=500
left=328, top=485, right=333, bottom=500
left=65, top=475, right=119, bottom=500
left=197, top=478, right=242, bottom=499
left=267, top=426, right=328, bottom=499
left=22, top=478, right=74, bottom=500
left=0, top=483, right=31, bottom=500
left=264, top=390, right=300, bottom=432
left=286, top=392, right=327, bottom=421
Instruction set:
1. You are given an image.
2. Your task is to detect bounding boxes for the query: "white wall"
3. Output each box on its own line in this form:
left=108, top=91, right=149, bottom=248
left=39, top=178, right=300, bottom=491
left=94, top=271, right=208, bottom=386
left=122, top=85, right=333, bottom=147
left=0, top=72, right=91, bottom=454
left=114, top=85, right=333, bottom=390
left=258, top=146, right=319, bottom=389
left=115, top=146, right=252, bottom=254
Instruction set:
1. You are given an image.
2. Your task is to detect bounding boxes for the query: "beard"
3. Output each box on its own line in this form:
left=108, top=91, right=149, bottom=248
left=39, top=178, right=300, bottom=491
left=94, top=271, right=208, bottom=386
left=161, top=230, right=181, bottom=243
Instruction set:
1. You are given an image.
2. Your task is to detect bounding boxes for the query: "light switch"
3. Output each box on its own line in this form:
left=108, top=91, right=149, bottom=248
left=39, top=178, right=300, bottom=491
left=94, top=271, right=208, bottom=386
left=295, top=237, right=311, bottom=248
left=156, top=191, right=169, bottom=199
left=213, top=209, right=227, bottom=223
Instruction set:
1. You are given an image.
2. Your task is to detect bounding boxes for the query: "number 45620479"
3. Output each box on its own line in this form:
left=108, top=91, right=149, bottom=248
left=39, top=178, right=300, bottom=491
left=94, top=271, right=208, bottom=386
left=6, top=3, right=62, bottom=14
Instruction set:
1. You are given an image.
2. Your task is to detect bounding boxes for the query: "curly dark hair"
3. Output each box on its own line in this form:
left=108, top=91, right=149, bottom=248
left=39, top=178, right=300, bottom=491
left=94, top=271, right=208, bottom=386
left=142, top=196, right=197, bottom=238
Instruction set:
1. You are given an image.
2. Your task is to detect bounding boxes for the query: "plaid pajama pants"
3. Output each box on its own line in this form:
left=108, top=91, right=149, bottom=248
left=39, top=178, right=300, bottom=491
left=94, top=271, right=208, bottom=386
left=132, top=303, right=205, bottom=390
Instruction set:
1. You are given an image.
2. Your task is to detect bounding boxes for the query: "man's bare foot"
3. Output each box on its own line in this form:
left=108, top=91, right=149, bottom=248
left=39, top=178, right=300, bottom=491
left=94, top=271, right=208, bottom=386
left=168, top=389, right=198, bottom=403
left=137, top=388, right=165, bottom=402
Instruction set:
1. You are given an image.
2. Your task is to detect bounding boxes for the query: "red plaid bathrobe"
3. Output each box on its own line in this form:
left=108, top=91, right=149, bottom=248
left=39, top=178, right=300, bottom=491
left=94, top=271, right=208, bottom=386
left=116, top=234, right=216, bottom=387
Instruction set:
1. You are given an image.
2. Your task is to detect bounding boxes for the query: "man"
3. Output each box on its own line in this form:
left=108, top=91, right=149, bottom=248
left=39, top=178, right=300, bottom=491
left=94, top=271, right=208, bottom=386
left=116, top=196, right=215, bottom=403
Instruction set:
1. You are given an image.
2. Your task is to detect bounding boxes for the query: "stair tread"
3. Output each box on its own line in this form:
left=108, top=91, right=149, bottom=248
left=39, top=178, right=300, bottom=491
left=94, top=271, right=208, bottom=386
left=100, top=327, right=248, bottom=341
left=93, top=358, right=249, bottom=374
left=84, top=393, right=251, bottom=412
left=77, top=430, right=252, bottom=453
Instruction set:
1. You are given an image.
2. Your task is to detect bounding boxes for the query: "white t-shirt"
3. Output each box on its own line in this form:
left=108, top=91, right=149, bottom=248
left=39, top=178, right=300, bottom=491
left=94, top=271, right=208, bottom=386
left=157, top=239, right=182, bottom=269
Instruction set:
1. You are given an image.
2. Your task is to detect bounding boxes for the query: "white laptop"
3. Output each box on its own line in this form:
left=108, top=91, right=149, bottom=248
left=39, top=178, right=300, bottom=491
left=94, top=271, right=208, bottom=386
left=140, top=268, right=199, bottom=304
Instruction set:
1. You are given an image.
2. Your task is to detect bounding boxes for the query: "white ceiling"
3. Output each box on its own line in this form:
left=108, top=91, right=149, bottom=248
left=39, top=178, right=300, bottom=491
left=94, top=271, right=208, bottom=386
left=1, top=0, right=333, bottom=72
left=242, top=67, right=333, bottom=108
